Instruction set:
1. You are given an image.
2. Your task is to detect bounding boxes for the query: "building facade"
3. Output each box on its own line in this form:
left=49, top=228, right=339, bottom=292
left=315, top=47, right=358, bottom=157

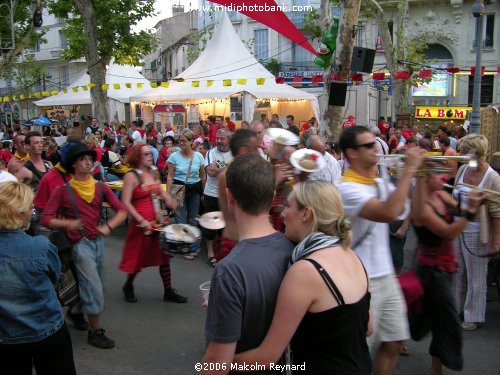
left=0, top=10, right=86, bottom=124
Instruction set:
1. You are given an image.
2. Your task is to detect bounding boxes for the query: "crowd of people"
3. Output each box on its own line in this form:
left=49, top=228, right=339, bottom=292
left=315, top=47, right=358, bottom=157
left=0, top=113, right=498, bottom=375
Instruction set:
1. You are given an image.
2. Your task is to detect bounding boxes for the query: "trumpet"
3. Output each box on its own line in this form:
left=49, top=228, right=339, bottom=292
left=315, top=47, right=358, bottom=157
left=443, top=183, right=500, bottom=204
left=378, top=154, right=478, bottom=172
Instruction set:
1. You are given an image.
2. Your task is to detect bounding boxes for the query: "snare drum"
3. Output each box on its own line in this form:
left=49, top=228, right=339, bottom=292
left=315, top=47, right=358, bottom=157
left=159, top=224, right=201, bottom=255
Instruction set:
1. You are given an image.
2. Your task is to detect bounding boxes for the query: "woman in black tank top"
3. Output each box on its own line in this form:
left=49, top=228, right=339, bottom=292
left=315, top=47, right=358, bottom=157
left=234, top=181, right=372, bottom=374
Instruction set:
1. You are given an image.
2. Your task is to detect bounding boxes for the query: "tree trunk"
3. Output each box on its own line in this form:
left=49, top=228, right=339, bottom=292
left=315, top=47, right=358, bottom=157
left=322, top=0, right=361, bottom=141
left=74, top=0, right=109, bottom=126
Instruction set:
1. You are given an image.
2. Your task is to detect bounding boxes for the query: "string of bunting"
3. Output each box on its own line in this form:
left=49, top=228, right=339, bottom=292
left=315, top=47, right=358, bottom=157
left=0, top=77, right=270, bottom=103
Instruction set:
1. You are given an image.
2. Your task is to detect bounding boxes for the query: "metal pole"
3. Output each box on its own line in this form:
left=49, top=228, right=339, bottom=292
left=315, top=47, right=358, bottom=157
left=470, top=0, right=484, bottom=134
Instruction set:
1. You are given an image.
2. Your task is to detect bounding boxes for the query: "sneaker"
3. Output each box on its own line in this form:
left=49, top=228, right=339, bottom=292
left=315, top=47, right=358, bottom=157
left=122, top=282, right=138, bottom=303
left=66, top=310, right=89, bottom=331
left=88, top=329, right=115, bottom=349
left=461, top=322, right=478, bottom=331
left=164, top=288, right=188, bottom=303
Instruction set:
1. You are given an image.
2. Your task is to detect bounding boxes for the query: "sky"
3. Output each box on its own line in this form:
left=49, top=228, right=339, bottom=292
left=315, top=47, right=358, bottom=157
left=134, top=0, right=196, bottom=31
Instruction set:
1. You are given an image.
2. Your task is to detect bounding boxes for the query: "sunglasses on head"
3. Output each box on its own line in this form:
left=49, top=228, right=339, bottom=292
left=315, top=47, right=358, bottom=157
left=352, top=141, right=376, bottom=149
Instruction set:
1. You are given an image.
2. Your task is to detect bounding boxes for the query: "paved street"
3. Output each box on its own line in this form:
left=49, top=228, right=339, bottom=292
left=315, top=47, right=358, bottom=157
left=70, top=225, right=500, bottom=375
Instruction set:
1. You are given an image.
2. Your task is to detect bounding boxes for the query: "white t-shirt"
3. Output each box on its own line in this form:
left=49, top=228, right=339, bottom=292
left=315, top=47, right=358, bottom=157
left=0, top=170, right=17, bottom=184
left=337, top=178, right=409, bottom=278
left=309, top=152, right=342, bottom=185
left=132, top=130, right=147, bottom=144
left=203, top=148, right=233, bottom=198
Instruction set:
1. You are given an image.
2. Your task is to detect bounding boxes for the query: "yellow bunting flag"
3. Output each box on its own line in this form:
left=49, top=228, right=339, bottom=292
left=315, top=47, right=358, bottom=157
left=137, top=83, right=143, bottom=89
left=42, top=91, right=50, bottom=97
left=256, top=78, right=266, bottom=85
left=20, top=95, right=25, bottom=100
left=82, top=86, right=88, bottom=91
left=101, top=84, right=109, bottom=90
left=113, top=84, right=120, bottom=89
left=236, top=78, right=247, bottom=85
left=88, top=83, right=96, bottom=88
left=223, top=80, right=232, bottom=87
left=1, top=97, right=7, bottom=102
left=62, top=89, right=68, bottom=93
left=0, top=97, right=3, bottom=103
left=150, top=82, right=158, bottom=88
left=192, top=81, right=200, bottom=87
left=72, top=87, right=78, bottom=93
left=160, top=82, right=169, bottom=88
left=125, top=83, right=132, bottom=89
left=207, top=80, right=214, bottom=87
left=34, top=92, right=41, bottom=98
left=12, top=96, right=17, bottom=101
left=50, top=90, right=58, bottom=96
left=174, top=78, right=185, bottom=82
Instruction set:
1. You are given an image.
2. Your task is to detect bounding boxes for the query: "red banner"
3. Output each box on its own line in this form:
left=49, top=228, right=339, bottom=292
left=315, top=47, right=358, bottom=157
left=209, top=1, right=317, bottom=56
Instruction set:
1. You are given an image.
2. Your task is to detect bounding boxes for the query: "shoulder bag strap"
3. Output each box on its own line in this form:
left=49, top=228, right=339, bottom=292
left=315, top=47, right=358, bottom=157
left=304, top=258, right=345, bottom=305
left=64, top=183, right=85, bottom=237
left=184, top=156, right=194, bottom=185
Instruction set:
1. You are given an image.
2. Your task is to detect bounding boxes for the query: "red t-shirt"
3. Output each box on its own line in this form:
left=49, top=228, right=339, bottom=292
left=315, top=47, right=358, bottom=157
left=0, top=149, right=12, bottom=164
left=342, top=121, right=355, bottom=130
left=157, top=146, right=169, bottom=172
left=227, top=121, right=236, bottom=132
left=208, top=124, right=218, bottom=147
left=41, top=181, right=126, bottom=244
left=34, top=168, right=70, bottom=210
left=378, top=121, right=391, bottom=136
left=402, top=130, right=412, bottom=140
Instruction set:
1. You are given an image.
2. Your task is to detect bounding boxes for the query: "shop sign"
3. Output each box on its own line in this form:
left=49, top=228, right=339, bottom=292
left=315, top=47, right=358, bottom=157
left=278, top=71, right=323, bottom=78
left=415, top=106, right=472, bottom=120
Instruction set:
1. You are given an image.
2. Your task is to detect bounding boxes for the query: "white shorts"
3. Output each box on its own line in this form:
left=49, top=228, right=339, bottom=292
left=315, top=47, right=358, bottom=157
left=368, top=273, right=410, bottom=348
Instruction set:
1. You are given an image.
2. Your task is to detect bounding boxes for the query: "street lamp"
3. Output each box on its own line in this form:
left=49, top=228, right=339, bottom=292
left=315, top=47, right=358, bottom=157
left=470, top=0, right=485, bottom=134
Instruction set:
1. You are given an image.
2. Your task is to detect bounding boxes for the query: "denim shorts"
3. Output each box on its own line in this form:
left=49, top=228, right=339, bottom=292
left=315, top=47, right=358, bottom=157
left=72, top=237, right=105, bottom=315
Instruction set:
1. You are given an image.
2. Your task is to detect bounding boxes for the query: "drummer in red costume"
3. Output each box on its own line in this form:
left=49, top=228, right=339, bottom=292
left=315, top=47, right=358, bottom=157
left=120, top=144, right=187, bottom=304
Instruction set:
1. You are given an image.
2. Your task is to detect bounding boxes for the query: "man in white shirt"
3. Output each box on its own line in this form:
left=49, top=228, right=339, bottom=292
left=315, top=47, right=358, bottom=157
left=336, top=126, right=423, bottom=375
left=132, top=120, right=147, bottom=144
left=202, top=128, right=233, bottom=266
left=306, top=135, right=341, bottom=185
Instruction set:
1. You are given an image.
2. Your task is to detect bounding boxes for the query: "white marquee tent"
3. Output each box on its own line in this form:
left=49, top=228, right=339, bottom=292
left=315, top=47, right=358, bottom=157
left=34, top=64, right=151, bottom=122
left=131, top=13, right=320, bottom=123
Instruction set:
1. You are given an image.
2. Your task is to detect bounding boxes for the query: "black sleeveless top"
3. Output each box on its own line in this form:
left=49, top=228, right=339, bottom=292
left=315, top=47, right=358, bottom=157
left=291, top=259, right=372, bottom=375
left=414, top=197, right=454, bottom=248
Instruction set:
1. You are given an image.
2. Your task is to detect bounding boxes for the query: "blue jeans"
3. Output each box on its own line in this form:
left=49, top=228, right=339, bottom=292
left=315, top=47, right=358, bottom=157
left=72, top=237, right=105, bottom=315
left=175, top=186, right=201, bottom=226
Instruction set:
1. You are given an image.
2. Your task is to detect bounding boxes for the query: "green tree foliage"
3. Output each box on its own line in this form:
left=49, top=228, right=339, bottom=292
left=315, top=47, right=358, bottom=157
left=263, top=58, right=280, bottom=76
left=49, top=0, right=157, bottom=66
left=0, top=0, right=46, bottom=76
left=2, top=55, right=46, bottom=93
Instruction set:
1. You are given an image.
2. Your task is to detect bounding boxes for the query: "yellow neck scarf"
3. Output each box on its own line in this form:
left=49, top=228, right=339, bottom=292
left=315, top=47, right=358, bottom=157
left=14, top=151, right=29, bottom=162
left=69, top=176, right=95, bottom=203
left=341, top=168, right=376, bottom=185
left=54, top=163, right=66, bottom=174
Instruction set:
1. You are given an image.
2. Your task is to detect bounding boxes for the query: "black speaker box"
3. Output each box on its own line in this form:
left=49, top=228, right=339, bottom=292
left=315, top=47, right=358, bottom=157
left=351, top=47, right=376, bottom=73
left=328, top=82, right=348, bottom=106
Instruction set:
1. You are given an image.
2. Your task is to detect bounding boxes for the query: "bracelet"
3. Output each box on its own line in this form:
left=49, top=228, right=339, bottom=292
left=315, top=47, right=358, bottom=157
left=464, top=211, right=476, bottom=221
left=106, top=222, right=113, bottom=231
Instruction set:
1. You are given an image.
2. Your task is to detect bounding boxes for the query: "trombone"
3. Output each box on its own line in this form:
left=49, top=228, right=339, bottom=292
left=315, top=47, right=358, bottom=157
left=443, top=183, right=500, bottom=204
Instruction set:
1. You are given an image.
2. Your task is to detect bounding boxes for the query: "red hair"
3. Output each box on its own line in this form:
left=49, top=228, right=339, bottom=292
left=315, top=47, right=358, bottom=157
left=127, top=144, right=149, bottom=168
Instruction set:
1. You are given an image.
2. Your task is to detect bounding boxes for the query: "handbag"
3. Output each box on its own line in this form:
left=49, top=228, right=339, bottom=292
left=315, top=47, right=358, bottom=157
left=56, top=264, right=80, bottom=307
left=398, top=271, right=424, bottom=315
left=169, top=156, right=194, bottom=208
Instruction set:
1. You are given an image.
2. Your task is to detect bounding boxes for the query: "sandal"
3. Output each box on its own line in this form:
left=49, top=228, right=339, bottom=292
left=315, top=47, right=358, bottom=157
left=184, top=254, right=196, bottom=260
left=207, top=256, right=217, bottom=268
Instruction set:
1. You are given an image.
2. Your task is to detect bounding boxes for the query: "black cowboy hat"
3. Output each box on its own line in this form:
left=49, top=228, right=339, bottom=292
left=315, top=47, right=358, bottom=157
left=63, top=143, right=97, bottom=173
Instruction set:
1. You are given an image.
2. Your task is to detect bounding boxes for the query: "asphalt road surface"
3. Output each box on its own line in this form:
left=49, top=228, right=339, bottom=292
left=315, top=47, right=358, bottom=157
left=69, top=225, right=500, bottom=375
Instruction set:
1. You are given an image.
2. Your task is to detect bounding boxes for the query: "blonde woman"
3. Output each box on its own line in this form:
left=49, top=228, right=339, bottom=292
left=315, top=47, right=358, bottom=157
left=167, top=129, right=206, bottom=227
left=234, top=180, right=373, bottom=374
left=452, top=134, right=500, bottom=331
left=0, top=182, right=76, bottom=374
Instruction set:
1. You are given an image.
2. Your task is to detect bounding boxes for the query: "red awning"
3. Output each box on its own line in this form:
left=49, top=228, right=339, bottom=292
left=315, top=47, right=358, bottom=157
left=153, top=104, right=186, bottom=113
